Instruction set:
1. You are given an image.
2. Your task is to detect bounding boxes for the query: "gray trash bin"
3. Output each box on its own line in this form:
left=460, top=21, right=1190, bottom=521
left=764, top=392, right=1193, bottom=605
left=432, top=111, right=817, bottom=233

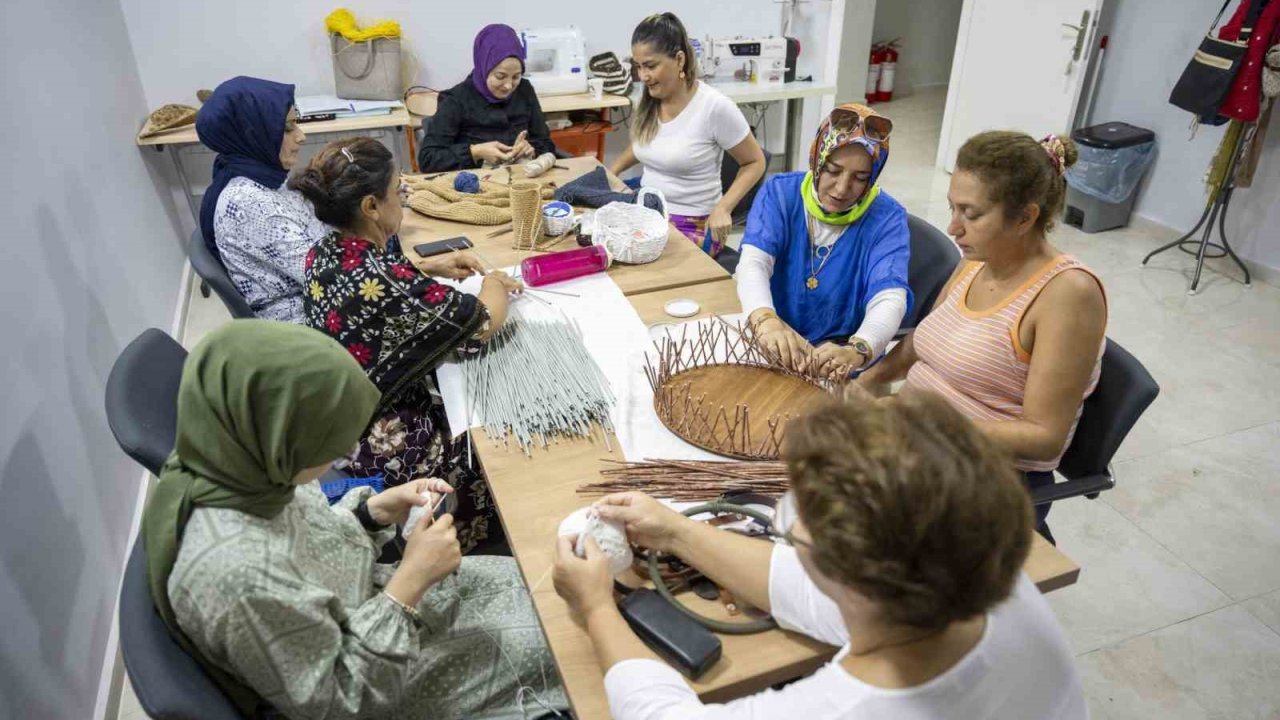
left=1063, top=122, right=1156, bottom=234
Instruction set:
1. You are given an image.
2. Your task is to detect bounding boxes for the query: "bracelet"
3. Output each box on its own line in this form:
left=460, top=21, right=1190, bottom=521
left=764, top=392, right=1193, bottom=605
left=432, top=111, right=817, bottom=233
left=354, top=500, right=391, bottom=532
left=381, top=591, right=422, bottom=623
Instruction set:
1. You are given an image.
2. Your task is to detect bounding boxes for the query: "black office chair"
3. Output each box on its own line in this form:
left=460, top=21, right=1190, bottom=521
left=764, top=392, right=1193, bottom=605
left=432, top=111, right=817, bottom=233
left=104, top=329, right=248, bottom=718
left=119, top=539, right=248, bottom=720
left=104, top=329, right=187, bottom=476
left=900, top=214, right=961, bottom=334
left=1031, top=339, right=1159, bottom=506
left=188, top=230, right=255, bottom=319
left=715, top=148, right=774, bottom=275
left=720, top=148, right=773, bottom=226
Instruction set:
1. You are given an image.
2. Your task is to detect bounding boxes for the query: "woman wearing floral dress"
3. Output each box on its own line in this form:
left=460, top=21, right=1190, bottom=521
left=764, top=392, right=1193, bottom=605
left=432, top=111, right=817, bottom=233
left=293, top=137, right=522, bottom=552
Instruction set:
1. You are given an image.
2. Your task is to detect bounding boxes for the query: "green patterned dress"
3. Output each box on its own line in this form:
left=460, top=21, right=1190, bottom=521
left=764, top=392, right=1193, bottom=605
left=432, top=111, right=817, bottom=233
left=168, top=482, right=568, bottom=719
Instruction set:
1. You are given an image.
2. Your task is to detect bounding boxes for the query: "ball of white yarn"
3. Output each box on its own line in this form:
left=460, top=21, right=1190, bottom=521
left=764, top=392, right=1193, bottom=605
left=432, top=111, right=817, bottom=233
left=559, top=506, right=633, bottom=577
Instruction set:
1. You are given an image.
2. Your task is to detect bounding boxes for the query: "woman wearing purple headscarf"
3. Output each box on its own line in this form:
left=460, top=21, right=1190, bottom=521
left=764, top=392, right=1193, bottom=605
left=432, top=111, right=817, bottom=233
left=418, top=24, right=556, bottom=172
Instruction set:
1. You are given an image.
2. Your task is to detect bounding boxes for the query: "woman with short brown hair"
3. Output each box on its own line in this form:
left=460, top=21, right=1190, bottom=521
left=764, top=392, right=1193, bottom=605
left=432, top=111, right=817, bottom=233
left=553, top=393, right=1085, bottom=719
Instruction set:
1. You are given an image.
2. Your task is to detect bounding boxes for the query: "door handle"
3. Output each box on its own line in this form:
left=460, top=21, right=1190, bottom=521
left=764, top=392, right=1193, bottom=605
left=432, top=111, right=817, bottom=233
left=1062, top=9, right=1091, bottom=62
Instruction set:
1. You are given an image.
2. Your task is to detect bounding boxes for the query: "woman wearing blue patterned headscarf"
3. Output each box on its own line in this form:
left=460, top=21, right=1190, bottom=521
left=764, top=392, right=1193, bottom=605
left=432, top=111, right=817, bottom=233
left=735, top=103, right=912, bottom=378
left=196, top=76, right=330, bottom=323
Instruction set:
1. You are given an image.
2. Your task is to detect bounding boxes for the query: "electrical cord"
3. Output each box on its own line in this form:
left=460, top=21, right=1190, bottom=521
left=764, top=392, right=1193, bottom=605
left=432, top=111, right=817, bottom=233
left=647, top=501, right=780, bottom=634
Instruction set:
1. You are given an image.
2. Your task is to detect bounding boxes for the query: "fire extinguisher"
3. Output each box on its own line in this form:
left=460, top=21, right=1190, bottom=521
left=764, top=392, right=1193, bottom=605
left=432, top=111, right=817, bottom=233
left=877, top=39, right=900, bottom=102
left=866, top=44, right=883, bottom=104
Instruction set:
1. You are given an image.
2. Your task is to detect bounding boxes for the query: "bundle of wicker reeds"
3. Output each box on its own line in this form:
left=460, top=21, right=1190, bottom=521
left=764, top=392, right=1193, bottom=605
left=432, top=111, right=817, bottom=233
left=578, top=459, right=789, bottom=501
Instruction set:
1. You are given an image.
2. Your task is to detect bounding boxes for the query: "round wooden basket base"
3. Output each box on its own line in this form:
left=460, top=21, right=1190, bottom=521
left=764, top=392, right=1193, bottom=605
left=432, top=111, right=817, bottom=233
left=655, top=364, right=831, bottom=460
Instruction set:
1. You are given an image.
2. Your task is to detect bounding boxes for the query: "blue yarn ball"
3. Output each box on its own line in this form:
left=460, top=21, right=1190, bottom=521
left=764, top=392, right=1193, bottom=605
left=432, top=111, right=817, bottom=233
left=454, top=172, right=481, bottom=194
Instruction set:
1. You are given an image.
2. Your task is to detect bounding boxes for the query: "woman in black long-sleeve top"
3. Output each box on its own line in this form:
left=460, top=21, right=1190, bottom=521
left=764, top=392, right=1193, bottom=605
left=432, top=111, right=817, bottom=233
left=418, top=24, right=557, bottom=171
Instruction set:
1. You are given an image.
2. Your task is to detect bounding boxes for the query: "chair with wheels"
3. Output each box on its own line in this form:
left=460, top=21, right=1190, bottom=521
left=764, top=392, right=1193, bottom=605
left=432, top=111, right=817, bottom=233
left=1031, top=339, right=1160, bottom=506
left=899, top=214, right=961, bottom=334
left=107, top=329, right=249, bottom=718
left=187, top=230, right=255, bottom=319
left=715, top=148, right=775, bottom=275
left=104, top=328, right=188, bottom=476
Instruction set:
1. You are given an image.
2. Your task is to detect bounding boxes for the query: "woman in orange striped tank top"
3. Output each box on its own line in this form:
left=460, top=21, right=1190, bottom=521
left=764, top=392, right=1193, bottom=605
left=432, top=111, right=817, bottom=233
left=856, top=131, right=1108, bottom=542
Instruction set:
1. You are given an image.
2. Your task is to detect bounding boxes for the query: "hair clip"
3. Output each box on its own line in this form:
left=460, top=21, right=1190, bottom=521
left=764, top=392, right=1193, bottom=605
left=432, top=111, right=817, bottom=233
left=340, top=147, right=355, bottom=163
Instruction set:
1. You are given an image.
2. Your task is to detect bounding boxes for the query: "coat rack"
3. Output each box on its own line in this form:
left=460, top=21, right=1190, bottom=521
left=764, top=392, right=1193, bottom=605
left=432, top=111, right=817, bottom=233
left=1141, top=123, right=1254, bottom=295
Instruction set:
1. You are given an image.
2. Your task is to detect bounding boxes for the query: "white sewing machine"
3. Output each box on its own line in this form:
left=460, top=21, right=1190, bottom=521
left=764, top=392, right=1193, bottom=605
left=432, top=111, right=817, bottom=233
left=521, top=27, right=588, bottom=96
left=703, top=36, right=789, bottom=84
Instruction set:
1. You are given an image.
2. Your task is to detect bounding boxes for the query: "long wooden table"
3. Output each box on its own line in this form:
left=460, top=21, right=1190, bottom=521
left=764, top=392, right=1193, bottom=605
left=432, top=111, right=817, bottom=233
left=473, top=279, right=1081, bottom=719
left=136, top=108, right=416, bottom=225
left=398, top=157, right=729, bottom=296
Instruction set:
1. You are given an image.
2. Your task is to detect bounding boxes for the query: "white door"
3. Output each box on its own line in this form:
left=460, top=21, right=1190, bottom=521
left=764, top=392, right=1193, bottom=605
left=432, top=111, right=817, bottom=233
left=936, top=0, right=1104, bottom=172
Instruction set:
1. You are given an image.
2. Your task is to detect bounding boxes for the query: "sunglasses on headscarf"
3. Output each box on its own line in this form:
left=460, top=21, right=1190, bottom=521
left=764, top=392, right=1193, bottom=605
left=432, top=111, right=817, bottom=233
left=829, top=106, right=893, bottom=143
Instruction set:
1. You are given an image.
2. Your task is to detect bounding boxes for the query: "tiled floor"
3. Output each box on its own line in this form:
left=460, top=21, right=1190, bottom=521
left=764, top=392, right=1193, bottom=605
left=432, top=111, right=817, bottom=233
left=118, top=88, right=1280, bottom=718
left=877, top=87, right=1280, bottom=718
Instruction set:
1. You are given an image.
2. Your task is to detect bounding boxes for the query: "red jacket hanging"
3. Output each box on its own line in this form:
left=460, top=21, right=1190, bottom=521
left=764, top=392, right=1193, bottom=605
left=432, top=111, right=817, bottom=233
left=1217, top=0, right=1280, bottom=122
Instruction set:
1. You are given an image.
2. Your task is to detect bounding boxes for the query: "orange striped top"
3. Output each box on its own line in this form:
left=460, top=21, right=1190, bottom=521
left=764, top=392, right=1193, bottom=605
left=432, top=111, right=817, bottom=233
left=902, top=256, right=1105, bottom=472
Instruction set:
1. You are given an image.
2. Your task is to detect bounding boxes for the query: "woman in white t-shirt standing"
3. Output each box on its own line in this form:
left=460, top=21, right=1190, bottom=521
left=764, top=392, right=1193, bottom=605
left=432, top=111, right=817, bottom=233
left=610, top=13, right=766, bottom=258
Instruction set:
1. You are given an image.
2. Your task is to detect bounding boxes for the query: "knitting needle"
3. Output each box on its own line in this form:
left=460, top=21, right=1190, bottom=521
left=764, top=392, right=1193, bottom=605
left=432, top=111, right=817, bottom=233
left=487, top=225, right=513, bottom=238
left=525, top=287, right=579, bottom=298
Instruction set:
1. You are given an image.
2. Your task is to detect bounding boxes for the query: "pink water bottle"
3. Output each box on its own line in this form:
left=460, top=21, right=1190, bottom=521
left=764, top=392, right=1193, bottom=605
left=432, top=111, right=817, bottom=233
left=519, top=245, right=610, bottom=287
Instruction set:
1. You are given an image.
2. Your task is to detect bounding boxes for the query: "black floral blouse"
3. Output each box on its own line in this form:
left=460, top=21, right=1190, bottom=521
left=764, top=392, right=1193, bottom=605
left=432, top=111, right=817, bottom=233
left=303, top=231, right=487, bottom=409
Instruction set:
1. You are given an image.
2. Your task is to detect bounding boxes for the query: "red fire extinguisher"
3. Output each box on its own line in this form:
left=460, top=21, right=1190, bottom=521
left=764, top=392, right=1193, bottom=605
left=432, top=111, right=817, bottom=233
left=876, top=39, right=900, bottom=102
left=866, top=44, right=883, bottom=104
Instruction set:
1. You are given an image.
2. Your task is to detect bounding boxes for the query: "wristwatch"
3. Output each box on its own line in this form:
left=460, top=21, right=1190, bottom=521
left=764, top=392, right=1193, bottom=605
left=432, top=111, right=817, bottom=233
left=847, top=336, right=873, bottom=369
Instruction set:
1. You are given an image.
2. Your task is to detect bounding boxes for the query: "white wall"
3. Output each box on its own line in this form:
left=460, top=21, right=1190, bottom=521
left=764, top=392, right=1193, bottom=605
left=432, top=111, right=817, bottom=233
left=0, top=0, right=188, bottom=718
left=1090, top=0, right=1280, bottom=274
left=118, top=0, right=840, bottom=168
left=870, top=0, right=964, bottom=95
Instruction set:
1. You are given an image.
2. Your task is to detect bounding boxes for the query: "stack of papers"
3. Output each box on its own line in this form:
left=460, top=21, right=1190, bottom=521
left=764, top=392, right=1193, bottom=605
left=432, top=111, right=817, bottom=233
left=296, top=95, right=403, bottom=119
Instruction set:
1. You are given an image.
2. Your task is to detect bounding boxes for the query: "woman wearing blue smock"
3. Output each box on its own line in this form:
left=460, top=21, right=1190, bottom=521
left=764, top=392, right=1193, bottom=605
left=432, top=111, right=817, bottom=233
left=736, top=104, right=911, bottom=378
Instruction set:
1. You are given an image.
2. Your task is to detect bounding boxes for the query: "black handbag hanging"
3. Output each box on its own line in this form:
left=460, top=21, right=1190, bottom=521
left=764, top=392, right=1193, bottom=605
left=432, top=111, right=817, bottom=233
left=1169, top=0, right=1255, bottom=116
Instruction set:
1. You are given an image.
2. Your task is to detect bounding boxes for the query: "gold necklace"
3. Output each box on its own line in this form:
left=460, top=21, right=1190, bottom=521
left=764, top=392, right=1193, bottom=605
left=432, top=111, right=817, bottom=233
left=807, top=216, right=831, bottom=290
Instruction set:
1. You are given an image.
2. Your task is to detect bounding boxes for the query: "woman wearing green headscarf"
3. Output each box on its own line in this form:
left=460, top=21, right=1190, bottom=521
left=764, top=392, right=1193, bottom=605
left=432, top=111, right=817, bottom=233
left=143, top=320, right=567, bottom=719
left=735, top=103, right=912, bottom=378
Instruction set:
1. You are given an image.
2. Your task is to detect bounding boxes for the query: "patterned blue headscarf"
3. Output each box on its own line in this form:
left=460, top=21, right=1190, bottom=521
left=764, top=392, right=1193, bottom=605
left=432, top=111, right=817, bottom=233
left=196, top=76, right=296, bottom=261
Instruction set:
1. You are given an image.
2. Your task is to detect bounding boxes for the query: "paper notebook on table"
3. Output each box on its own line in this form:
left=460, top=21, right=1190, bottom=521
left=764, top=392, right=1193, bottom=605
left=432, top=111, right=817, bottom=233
left=296, top=94, right=403, bottom=118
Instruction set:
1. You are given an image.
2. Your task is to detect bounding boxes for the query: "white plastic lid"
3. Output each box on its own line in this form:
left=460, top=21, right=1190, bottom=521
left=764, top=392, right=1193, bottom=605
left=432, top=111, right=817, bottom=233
left=664, top=298, right=701, bottom=318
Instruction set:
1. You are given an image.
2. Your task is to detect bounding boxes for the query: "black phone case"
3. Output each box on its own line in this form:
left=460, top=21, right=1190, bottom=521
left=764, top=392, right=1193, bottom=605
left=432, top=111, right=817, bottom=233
left=618, top=589, right=722, bottom=679
left=413, top=236, right=474, bottom=258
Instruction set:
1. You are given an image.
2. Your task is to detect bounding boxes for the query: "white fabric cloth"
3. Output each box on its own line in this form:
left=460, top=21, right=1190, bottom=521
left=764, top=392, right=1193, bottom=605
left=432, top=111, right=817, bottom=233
left=604, top=546, right=1086, bottom=720
left=213, top=176, right=331, bottom=323
left=632, top=82, right=751, bottom=216
left=735, top=244, right=907, bottom=359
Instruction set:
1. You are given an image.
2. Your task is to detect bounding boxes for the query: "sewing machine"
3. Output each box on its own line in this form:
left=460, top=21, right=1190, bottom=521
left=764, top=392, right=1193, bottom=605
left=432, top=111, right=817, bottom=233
left=522, top=27, right=588, bottom=96
left=703, top=36, right=791, bottom=84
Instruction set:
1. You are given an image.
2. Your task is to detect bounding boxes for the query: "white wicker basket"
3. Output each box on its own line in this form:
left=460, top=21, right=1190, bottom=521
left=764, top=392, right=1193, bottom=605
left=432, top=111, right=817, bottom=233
left=595, top=187, right=669, bottom=265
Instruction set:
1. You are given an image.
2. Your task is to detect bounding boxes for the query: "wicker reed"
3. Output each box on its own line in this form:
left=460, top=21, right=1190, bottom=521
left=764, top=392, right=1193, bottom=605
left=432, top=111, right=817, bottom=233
left=645, top=319, right=847, bottom=460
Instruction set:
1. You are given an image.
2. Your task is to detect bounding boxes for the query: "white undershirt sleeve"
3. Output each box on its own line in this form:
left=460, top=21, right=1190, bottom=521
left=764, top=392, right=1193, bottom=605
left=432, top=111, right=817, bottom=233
left=851, top=288, right=908, bottom=360
left=734, top=244, right=777, bottom=316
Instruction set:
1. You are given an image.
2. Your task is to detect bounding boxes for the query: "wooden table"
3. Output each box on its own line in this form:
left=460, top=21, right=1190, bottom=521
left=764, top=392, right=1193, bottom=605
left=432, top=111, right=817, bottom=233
left=136, top=107, right=414, bottom=147
left=136, top=107, right=415, bottom=223
left=398, top=157, right=729, bottom=296
left=472, top=279, right=1081, bottom=719
left=407, top=93, right=630, bottom=131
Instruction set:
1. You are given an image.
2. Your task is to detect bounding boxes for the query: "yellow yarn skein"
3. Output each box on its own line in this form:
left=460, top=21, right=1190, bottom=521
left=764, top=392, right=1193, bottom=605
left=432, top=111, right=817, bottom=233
left=325, top=8, right=401, bottom=42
